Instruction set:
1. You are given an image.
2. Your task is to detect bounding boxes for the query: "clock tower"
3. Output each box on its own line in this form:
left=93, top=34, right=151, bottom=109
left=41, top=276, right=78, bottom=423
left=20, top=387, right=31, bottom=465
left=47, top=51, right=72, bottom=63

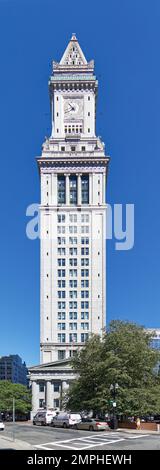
left=37, top=34, right=110, bottom=364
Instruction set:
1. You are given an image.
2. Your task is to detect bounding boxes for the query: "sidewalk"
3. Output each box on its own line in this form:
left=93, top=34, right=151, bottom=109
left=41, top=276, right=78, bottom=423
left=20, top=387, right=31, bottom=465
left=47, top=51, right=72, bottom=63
left=0, top=434, right=35, bottom=450
left=117, top=427, right=160, bottom=435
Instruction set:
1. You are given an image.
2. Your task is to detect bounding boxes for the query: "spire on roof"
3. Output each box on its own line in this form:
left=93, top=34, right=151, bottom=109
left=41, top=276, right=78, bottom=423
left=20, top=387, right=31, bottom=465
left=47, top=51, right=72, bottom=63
left=60, top=33, right=87, bottom=66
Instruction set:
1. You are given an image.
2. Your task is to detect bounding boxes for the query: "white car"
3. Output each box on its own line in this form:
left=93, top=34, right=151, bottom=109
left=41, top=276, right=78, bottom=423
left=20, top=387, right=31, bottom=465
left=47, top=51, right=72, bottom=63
left=51, top=412, right=82, bottom=428
left=0, top=420, right=5, bottom=431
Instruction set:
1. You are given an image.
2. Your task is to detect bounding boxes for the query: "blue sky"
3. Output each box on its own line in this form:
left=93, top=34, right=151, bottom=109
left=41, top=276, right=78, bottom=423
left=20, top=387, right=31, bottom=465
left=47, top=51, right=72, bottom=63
left=0, top=0, right=160, bottom=366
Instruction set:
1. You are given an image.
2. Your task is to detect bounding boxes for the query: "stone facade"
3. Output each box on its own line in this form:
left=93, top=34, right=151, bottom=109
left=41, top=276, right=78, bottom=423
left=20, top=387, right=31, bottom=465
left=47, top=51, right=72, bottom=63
left=28, top=34, right=109, bottom=415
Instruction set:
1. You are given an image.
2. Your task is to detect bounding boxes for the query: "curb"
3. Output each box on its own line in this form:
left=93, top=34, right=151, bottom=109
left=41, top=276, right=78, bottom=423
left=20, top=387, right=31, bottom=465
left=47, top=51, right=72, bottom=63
left=0, top=433, right=35, bottom=449
left=117, top=428, right=160, bottom=435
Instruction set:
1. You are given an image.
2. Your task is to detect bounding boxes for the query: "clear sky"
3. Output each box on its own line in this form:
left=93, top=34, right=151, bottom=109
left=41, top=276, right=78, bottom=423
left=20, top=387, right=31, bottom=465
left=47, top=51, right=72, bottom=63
left=0, top=0, right=159, bottom=366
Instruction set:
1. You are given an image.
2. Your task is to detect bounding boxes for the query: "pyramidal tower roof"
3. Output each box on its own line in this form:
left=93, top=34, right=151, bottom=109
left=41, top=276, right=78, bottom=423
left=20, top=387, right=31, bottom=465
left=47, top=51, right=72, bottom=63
left=52, top=33, right=94, bottom=74
left=60, top=33, right=87, bottom=66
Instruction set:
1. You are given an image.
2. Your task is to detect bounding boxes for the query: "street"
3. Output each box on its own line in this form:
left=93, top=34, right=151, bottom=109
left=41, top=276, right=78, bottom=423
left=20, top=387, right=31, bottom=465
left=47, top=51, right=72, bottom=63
left=1, top=422, right=160, bottom=450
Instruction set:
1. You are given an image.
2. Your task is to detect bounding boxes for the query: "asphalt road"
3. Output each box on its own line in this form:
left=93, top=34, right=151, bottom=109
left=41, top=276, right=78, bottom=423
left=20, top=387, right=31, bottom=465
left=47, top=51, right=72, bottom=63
left=2, top=422, right=160, bottom=450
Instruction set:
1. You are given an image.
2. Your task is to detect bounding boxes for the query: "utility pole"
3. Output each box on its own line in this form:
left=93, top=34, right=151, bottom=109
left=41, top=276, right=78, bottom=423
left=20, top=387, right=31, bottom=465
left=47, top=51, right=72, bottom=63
left=12, top=397, right=15, bottom=441
left=110, top=383, right=119, bottom=430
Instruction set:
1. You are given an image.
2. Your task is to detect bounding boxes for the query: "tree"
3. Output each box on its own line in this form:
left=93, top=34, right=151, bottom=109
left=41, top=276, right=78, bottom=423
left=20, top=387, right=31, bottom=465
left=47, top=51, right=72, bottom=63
left=0, top=381, right=31, bottom=415
left=66, top=321, right=160, bottom=416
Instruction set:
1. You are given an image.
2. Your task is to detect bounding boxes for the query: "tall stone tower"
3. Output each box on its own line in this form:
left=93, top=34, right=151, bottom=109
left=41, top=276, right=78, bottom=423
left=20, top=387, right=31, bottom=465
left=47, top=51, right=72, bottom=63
left=37, top=34, right=109, bottom=364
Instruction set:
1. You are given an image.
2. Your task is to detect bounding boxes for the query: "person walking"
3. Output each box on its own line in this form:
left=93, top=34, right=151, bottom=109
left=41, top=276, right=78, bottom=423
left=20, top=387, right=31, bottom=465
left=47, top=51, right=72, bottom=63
left=136, top=417, right=141, bottom=430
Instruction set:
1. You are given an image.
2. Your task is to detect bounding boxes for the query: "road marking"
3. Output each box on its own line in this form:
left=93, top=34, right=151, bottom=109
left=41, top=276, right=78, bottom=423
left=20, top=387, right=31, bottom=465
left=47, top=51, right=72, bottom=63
left=127, top=434, right=149, bottom=439
left=35, top=432, right=150, bottom=451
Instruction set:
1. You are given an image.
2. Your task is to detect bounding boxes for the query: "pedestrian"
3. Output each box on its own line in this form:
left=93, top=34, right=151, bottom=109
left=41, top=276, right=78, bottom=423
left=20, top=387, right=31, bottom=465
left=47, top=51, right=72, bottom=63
left=136, top=417, right=141, bottom=430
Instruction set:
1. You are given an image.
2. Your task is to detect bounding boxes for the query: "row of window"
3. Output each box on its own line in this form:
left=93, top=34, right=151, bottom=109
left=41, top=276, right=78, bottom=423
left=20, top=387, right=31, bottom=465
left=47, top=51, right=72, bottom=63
left=58, top=248, right=89, bottom=255
left=60, top=146, right=86, bottom=152
left=58, top=333, right=89, bottom=343
left=57, top=291, right=89, bottom=299
left=39, top=399, right=60, bottom=408
left=58, top=301, right=89, bottom=309
left=58, top=214, right=89, bottom=223
left=58, top=312, right=89, bottom=320
left=58, top=280, right=89, bottom=288
left=57, top=226, right=89, bottom=234
left=57, top=258, right=89, bottom=266
left=58, top=175, right=89, bottom=205
left=57, top=322, right=89, bottom=330
left=57, top=269, right=89, bottom=277
left=58, top=237, right=89, bottom=245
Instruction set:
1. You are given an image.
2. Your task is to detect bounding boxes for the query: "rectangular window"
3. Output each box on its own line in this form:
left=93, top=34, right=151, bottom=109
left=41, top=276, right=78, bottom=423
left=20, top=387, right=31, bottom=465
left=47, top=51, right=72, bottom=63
left=81, top=269, right=89, bottom=277
left=81, top=312, right=89, bottom=319
left=57, top=214, right=65, bottom=223
left=81, top=258, right=89, bottom=266
left=58, top=302, right=65, bottom=309
left=81, top=214, right=89, bottom=223
left=54, top=399, right=60, bottom=408
left=69, top=226, right=77, bottom=234
left=81, top=333, right=89, bottom=342
left=69, top=333, right=77, bottom=343
left=69, top=291, right=77, bottom=299
left=69, top=269, right=77, bottom=277
left=69, top=323, right=77, bottom=330
left=39, top=382, right=45, bottom=393
left=58, top=350, right=66, bottom=360
left=81, top=175, right=89, bottom=204
left=81, top=291, right=89, bottom=298
left=39, top=399, right=44, bottom=408
left=69, top=312, right=77, bottom=320
left=58, top=291, right=65, bottom=299
left=69, top=175, right=77, bottom=205
left=69, top=247, right=77, bottom=256
left=58, top=280, right=65, bottom=288
left=54, top=383, right=60, bottom=392
left=81, top=237, right=89, bottom=245
left=57, top=270, right=66, bottom=277
left=58, top=312, right=66, bottom=320
left=57, top=323, right=66, bottom=330
left=57, top=226, right=65, bottom=234
left=69, top=258, right=77, bottom=266
left=69, top=280, right=77, bottom=288
left=61, top=147, right=65, bottom=151
left=58, top=175, right=66, bottom=204
left=81, top=322, right=89, bottom=330
left=81, top=226, right=89, bottom=234
left=81, top=301, right=89, bottom=309
left=69, top=214, right=77, bottom=223
left=69, top=301, right=77, bottom=309
left=58, top=334, right=66, bottom=343
left=69, top=350, right=77, bottom=357
left=57, top=237, right=66, bottom=245
left=81, top=279, right=89, bottom=288
left=58, top=259, right=65, bottom=266
left=81, top=248, right=89, bottom=256
left=69, top=237, right=77, bottom=245
left=58, top=247, right=66, bottom=255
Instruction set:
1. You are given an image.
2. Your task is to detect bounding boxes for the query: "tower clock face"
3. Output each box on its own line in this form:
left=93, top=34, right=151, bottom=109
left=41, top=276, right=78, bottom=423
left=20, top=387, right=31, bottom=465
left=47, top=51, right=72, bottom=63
left=64, top=98, right=83, bottom=120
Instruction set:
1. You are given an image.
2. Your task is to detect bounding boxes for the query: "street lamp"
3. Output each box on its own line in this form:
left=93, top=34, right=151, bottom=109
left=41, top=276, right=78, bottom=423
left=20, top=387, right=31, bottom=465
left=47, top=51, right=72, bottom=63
left=110, top=383, right=119, bottom=430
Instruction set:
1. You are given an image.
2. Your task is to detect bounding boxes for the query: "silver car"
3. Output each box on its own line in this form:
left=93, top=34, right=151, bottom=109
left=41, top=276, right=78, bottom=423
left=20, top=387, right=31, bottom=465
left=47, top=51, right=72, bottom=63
left=74, top=418, right=109, bottom=431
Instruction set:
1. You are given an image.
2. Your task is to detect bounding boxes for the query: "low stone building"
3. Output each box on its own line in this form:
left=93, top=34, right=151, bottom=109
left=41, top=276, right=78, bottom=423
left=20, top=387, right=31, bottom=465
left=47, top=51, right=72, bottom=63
left=28, top=359, right=77, bottom=419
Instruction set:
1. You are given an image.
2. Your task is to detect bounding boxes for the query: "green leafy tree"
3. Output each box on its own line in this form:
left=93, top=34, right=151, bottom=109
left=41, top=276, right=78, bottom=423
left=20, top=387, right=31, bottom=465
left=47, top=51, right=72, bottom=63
left=0, top=381, right=31, bottom=415
left=66, top=321, right=160, bottom=416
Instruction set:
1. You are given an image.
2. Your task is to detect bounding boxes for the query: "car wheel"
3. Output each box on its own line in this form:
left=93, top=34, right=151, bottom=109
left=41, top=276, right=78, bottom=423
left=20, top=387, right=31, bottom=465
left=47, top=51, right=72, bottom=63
left=63, top=423, right=67, bottom=429
left=73, top=424, right=78, bottom=430
left=89, top=425, right=94, bottom=431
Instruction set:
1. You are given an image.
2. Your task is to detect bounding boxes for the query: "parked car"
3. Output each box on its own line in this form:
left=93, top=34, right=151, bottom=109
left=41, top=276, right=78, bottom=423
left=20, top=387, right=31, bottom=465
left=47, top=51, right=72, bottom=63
left=74, top=418, right=109, bottom=431
left=51, top=412, right=81, bottom=428
left=33, top=410, right=57, bottom=426
left=0, top=420, right=5, bottom=431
